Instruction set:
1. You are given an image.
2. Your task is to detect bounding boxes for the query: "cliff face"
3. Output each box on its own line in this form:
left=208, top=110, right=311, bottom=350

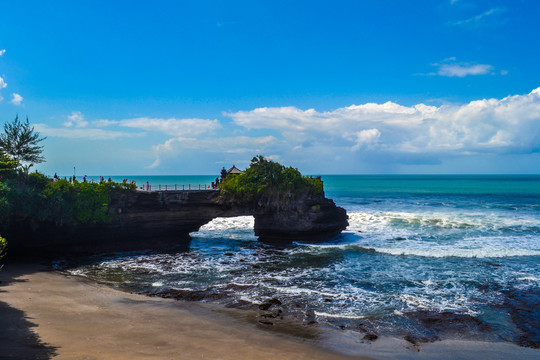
left=250, top=191, right=348, bottom=243
left=8, top=189, right=348, bottom=255
left=108, top=188, right=348, bottom=244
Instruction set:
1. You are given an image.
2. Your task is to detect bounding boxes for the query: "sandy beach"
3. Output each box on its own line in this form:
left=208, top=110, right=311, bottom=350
left=0, top=263, right=371, bottom=360
left=2, top=263, right=540, bottom=360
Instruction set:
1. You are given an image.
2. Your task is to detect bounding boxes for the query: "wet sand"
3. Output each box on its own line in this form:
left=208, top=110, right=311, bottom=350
left=0, top=263, right=370, bottom=360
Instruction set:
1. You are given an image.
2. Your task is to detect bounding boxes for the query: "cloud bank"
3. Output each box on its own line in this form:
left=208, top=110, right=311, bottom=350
left=37, top=88, right=540, bottom=172
left=101, top=117, right=221, bottom=137
left=227, top=88, right=540, bottom=159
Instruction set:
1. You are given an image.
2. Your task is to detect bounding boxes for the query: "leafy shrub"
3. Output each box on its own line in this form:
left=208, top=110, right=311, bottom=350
left=219, top=155, right=324, bottom=205
left=0, top=173, right=137, bottom=233
left=0, top=153, right=18, bottom=179
left=28, top=172, right=50, bottom=189
left=71, top=182, right=110, bottom=224
left=0, top=235, right=6, bottom=260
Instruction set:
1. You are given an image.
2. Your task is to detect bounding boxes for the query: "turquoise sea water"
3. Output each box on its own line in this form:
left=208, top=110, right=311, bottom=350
left=64, top=175, right=540, bottom=348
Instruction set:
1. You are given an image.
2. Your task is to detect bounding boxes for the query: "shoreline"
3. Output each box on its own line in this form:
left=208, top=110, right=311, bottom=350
left=0, top=262, right=369, bottom=360
left=1, top=263, right=539, bottom=360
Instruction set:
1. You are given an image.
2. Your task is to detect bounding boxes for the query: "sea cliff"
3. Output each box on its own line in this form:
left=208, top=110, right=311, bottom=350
left=6, top=187, right=347, bottom=256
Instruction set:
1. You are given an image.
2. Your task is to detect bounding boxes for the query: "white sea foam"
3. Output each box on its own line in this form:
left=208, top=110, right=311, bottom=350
left=196, top=216, right=255, bottom=231
left=301, top=241, right=540, bottom=258
left=67, top=269, right=88, bottom=277
left=269, top=285, right=341, bottom=298
left=314, top=311, right=367, bottom=320
left=348, top=210, right=539, bottom=233
left=303, top=209, right=540, bottom=258
left=365, top=246, right=540, bottom=258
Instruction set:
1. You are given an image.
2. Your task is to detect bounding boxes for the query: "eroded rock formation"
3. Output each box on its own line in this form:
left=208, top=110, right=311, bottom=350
left=8, top=188, right=348, bottom=255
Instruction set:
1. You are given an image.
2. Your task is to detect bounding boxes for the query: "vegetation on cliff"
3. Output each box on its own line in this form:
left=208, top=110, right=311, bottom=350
left=218, top=155, right=323, bottom=206
left=0, top=173, right=135, bottom=232
left=0, top=235, right=6, bottom=261
left=0, top=116, right=135, bottom=249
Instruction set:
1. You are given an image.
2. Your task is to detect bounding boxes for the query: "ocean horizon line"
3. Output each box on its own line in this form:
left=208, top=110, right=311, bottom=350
left=53, top=173, right=540, bottom=177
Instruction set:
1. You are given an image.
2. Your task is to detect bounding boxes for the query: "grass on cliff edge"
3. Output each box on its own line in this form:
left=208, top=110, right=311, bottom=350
left=218, top=156, right=323, bottom=205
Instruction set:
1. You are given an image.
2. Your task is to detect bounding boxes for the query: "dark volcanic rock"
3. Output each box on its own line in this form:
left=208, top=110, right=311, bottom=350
left=258, top=298, right=282, bottom=310
left=363, top=333, right=378, bottom=341
left=504, top=287, right=540, bottom=348
left=6, top=186, right=348, bottom=256
left=253, top=191, right=348, bottom=244
left=411, top=311, right=490, bottom=333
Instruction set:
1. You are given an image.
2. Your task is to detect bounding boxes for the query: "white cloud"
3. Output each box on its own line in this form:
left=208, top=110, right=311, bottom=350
left=426, top=58, right=496, bottom=77
left=41, top=113, right=222, bottom=142
left=63, top=111, right=88, bottom=127
left=117, top=117, right=221, bottom=136
left=0, top=76, right=6, bottom=89
left=0, top=49, right=5, bottom=56
left=149, top=135, right=277, bottom=168
left=92, top=119, right=117, bottom=127
left=454, top=7, right=506, bottom=27
left=226, top=87, right=540, bottom=159
left=34, top=124, right=142, bottom=140
left=94, top=117, right=221, bottom=137
left=348, top=129, right=381, bottom=151
left=10, top=93, right=23, bottom=105
left=438, top=63, right=493, bottom=77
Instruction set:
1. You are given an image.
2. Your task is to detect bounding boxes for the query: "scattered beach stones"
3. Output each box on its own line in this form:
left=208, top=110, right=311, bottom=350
left=258, top=298, right=282, bottom=311
left=257, top=298, right=285, bottom=326
left=304, top=309, right=317, bottom=325
left=362, top=333, right=378, bottom=341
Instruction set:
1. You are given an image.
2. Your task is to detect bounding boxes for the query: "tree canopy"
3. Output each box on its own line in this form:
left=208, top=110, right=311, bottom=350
left=0, top=152, right=19, bottom=177
left=0, top=115, right=46, bottom=173
left=219, top=155, right=323, bottom=204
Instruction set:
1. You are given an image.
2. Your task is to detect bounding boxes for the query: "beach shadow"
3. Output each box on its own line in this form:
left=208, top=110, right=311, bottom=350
left=0, top=262, right=59, bottom=360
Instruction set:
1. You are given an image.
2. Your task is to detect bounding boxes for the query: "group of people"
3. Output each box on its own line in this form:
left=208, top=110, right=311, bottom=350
left=47, top=175, right=219, bottom=191
left=211, top=176, right=221, bottom=189
left=121, top=178, right=137, bottom=186
left=51, top=173, right=90, bottom=183
left=49, top=173, right=136, bottom=185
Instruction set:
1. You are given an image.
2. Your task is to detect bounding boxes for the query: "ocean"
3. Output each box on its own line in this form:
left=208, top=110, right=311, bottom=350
left=59, top=175, right=540, bottom=350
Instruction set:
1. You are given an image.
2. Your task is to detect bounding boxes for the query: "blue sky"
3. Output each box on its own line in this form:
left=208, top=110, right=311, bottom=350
left=1, top=0, right=539, bottom=175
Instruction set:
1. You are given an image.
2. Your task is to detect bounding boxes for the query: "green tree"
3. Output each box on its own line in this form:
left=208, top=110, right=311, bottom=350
left=0, top=152, right=19, bottom=179
left=0, top=115, right=46, bottom=173
left=219, top=155, right=323, bottom=204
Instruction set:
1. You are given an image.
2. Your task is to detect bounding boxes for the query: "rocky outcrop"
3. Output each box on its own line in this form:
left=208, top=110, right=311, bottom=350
left=107, top=188, right=348, bottom=245
left=251, top=191, right=348, bottom=243
left=7, top=188, right=348, bottom=256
